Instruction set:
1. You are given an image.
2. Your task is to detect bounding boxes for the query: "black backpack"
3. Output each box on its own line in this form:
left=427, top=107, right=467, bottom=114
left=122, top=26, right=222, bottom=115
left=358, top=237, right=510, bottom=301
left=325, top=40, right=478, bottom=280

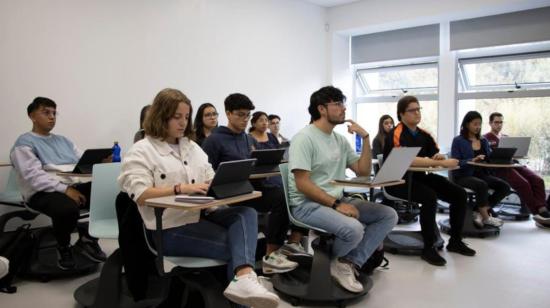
left=0, top=224, right=37, bottom=293
left=360, top=245, right=389, bottom=275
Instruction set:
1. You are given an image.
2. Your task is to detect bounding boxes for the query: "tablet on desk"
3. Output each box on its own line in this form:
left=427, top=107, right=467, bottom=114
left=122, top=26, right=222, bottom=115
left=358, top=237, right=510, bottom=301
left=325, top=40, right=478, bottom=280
left=175, top=195, right=215, bottom=204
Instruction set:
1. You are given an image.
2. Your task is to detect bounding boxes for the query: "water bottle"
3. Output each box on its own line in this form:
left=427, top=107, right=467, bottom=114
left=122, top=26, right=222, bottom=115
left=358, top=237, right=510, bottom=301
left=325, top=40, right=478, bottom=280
left=112, top=141, right=121, bottom=162
left=355, top=134, right=362, bottom=153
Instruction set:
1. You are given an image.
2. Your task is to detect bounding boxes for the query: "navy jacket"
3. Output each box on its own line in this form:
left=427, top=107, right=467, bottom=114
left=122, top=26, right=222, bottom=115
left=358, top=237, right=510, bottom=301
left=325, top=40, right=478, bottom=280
left=450, top=135, right=492, bottom=178
left=201, top=126, right=258, bottom=170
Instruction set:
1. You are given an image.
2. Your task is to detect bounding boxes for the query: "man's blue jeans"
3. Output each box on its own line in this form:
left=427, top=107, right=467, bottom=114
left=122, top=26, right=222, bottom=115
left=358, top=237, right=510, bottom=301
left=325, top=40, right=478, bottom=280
left=292, top=197, right=397, bottom=267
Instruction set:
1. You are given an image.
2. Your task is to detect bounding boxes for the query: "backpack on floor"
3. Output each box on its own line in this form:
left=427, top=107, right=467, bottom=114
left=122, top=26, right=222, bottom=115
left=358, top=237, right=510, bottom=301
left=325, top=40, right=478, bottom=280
left=360, top=245, right=389, bottom=275
left=0, top=224, right=37, bottom=293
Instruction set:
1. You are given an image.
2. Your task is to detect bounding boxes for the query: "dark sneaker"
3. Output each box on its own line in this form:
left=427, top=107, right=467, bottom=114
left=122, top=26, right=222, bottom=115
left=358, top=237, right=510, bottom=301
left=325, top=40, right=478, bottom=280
left=446, top=240, right=476, bottom=256
left=421, top=248, right=446, bottom=266
left=57, top=245, right=76, bottom=270
left=75, top=239, right=107, bottom=262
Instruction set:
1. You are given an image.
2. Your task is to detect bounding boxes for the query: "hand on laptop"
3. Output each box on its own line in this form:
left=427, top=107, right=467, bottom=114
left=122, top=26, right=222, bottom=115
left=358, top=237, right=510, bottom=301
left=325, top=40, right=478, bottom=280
left=335, top=203, right=359, bottom=219
left=102, top=154, right=113, bottom=163
left=472, top=155, right=485, bottom=162
left=179, top=183, right=209, bottom=195
left=66, top=187, right=87, bottom=206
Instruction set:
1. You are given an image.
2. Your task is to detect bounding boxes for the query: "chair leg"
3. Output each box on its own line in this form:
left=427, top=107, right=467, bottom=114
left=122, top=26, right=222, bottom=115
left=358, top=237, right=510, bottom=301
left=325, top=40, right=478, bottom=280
left=178, top=270, right=231, bottom=308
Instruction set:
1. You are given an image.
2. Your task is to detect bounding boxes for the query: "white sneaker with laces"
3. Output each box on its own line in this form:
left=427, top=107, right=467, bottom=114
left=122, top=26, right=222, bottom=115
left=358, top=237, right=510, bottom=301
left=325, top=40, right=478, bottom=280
left=223, top=271, right=280, bottom=308
left=330, top=259, right=364, bottom=293
left=483, top=216, right=503, bottom=227
left=262, top=249, right=298, bottom=274
left=281, top=242, right=311, bottom=257
left=473, top=212, right=483, bottom=228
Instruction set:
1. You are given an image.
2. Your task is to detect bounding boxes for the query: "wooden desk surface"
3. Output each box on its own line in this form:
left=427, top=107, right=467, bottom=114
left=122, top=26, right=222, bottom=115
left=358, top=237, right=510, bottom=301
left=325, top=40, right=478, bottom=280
left=408, top=166, right=459, bottom=172
left=145, top=190, right=262, bottom=210
left=330, top=179, right=405, bottom=188
left=467, top=161, right=523, bottom=168
left=56, top=172, right=93, bottom=177
left=249, top=172, right=281, bottom=179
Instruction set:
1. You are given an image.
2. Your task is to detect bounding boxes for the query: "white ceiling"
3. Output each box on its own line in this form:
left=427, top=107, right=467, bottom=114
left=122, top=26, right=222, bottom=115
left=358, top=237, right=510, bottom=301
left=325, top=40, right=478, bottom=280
left=302, top=0, right=361, bottom=8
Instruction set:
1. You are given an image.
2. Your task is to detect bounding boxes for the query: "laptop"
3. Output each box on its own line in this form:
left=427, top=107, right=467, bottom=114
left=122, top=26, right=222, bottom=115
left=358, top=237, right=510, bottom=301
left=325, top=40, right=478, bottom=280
left=59, top=148, right=112, bottom=174
left=206, top=159, right=256, bottom=199
left=334, top=147, right=421, bottom=185
left=278, top=141, right=290, bottom=161
left=498, top=137, right=531, bottom=158
left=250, top=149, right=286, bottom=174
left=485, top=147, right=517, bottom=164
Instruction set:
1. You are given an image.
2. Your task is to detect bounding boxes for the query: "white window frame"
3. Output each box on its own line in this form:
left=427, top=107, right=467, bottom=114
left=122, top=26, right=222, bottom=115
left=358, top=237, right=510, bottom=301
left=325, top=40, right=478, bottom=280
left=355, top=62, right=439, bottom=99
left=458, top=51, right=550, bottom=94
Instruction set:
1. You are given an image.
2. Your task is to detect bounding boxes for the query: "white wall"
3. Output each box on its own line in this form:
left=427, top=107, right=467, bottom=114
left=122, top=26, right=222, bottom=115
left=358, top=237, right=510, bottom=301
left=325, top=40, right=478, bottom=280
left=0, top=0, right=328, bottom=189
left=327, top=0, right=550, bottom=150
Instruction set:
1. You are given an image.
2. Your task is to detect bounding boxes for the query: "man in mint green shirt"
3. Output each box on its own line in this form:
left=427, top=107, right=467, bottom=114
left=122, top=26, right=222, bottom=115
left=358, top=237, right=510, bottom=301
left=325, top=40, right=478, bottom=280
left=288, top=86, right=397, bottom=293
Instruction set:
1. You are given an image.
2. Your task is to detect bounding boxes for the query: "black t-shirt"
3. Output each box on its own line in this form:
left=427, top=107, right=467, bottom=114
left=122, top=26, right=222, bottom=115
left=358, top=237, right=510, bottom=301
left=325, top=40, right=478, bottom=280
left=383, top=122, right=439, bottom=180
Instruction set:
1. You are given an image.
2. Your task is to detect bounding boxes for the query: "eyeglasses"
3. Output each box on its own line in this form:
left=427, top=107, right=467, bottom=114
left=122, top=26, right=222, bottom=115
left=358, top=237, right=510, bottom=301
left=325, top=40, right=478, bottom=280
left=405, top=107, right=422, bottom=113
left=325, top=101, right=346, bottom=108
left=232, top=111, right=251, bottom=119
left=39, top=110, right=58, bottom=117
left=493, top=121, right=504, bottom=124
left=204, top=112, right=218, bottom=118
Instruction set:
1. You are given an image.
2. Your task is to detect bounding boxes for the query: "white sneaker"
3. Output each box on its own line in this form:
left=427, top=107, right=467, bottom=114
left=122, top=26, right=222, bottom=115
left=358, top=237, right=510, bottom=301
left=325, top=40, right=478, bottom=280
left=223, top=271, right=280, bottom=308
left=0, top=256, right=9, bottom=279
left=281, top=242, right=311, bottom=257
left=262, top=250, right=298, bottom=274
left=330, top=259, right=364, bottom=293
left=483, top=216, right=504, bottom=227
left=473, top=212, right=483, bottom=228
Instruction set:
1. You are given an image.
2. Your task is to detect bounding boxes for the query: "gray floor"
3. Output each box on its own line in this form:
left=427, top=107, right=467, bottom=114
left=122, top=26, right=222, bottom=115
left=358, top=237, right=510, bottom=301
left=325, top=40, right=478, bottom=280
left=1, top=213, right=549, bottom=308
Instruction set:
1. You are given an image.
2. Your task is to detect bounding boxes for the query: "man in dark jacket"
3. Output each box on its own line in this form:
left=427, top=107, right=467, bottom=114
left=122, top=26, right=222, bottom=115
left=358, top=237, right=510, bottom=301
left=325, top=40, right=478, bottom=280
left=202, top=93, right=306, bottom=274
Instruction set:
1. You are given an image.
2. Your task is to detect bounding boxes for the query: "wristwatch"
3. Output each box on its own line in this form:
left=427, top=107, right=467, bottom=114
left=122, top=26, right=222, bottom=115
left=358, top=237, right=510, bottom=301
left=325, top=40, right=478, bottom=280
left=331, top=199, right=341, bottom=209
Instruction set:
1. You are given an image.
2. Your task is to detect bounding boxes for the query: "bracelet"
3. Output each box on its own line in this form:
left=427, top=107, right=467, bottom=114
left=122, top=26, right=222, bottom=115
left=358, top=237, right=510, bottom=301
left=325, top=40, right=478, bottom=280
left=331, top=199, right=341, bottom=209
left=173, top=184, right=181, bottom=195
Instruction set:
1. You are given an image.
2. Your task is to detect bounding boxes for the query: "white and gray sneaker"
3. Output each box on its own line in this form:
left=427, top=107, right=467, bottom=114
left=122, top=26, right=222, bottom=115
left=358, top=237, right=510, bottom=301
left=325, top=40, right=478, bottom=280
left=223, top=271, right=280, bottom=308
left=483, top=216, right=504, bottom=227
left=262, top=249, right=299, bottom=274
left=473, top=211, right=483, bottom=228
left=281, top=242, right=312, bottom=257
left=330, top=259, right=364, bottom=293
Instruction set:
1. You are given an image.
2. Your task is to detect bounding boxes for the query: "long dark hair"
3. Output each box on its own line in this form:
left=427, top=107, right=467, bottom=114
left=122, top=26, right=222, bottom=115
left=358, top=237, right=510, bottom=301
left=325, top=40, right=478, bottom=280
left=249, top=111, right=268, bottom=133
left=139, top=105, right=151, bottom=129
left=193, top=103, right=217, bottom=142
left=375, top=114, right=394, bottom=150
left=460, top=111, right=482, bottom=139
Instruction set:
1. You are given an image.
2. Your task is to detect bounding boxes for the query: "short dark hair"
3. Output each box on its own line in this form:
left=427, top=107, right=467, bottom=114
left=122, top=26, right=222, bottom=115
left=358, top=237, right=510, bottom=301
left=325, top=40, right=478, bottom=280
left=249, top=111, right=268, bottom=133
left=268, top=114, right=280, bottom=121
left=489, top=112, right=503, bottom=122
left=396, top=96, right=419, bottom=121
left=308, top=86, right=346, bottom=122
left=27, top=97, right=56, bottom=116
left=224, top=93, right=255, bottom=112
left=460, top=111, right=482, bottom=139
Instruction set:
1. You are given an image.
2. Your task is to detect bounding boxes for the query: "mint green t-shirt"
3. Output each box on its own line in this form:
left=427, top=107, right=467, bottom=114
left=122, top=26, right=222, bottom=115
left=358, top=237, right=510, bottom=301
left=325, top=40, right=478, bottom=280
left=288, top=124, right=360, bottom=206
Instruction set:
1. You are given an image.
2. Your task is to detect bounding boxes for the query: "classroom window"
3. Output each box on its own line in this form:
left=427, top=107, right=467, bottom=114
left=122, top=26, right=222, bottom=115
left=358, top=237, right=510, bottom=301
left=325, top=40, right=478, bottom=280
left=356, top=63, right=438, bottom=97
left=458, top=52, right=550, bottom=92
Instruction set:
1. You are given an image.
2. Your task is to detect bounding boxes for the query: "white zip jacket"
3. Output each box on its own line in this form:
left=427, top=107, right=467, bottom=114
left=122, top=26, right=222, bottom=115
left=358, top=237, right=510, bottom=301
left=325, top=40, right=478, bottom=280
left=118, top=136, right=215, bottom=230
